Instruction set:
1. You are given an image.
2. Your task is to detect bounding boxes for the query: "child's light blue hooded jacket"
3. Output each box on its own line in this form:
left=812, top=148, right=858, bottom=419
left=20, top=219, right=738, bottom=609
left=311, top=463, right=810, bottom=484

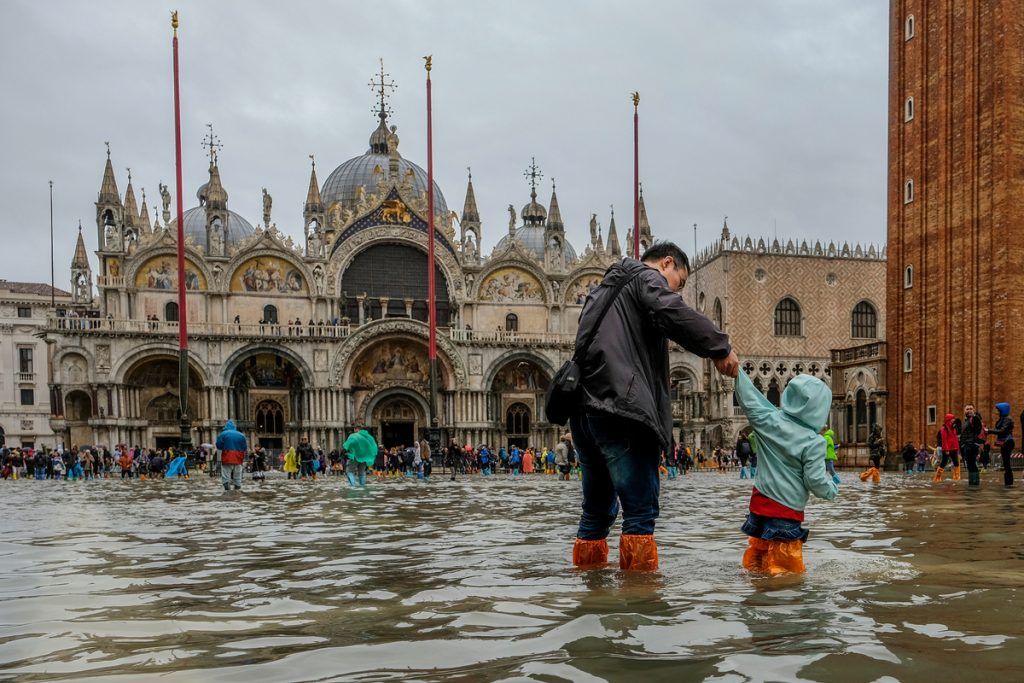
left=735, top=371, right=839, bottom=511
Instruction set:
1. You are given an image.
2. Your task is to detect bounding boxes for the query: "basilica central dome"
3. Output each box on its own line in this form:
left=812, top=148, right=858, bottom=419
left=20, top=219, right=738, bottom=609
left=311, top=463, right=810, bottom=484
left=321, top=119, right=449, bottom=217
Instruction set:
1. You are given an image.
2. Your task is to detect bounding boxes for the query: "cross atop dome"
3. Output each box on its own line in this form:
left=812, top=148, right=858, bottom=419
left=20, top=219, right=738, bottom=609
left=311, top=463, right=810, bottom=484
left=202, top=123, right=222, bottom=166
left=523, top=157, right=543, bottom=195
left=368, top=58, right=396, bottom=124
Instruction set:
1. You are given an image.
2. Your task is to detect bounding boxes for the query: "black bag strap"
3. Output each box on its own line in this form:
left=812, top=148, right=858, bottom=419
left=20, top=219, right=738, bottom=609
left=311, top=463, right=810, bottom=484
left=572, top=268, right=644, bottom=362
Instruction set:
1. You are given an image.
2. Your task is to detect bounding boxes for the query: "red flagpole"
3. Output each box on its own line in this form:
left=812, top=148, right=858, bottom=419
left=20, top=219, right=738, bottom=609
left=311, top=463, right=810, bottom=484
left=172, top=13, right=188, bottom=349
left=425, top=56, right=439, bottom=438
left=632, top=92, right=640, bottom=259
left=171, top=11, right=191, bottom=451
left=426, top=57, right=436, bottom=362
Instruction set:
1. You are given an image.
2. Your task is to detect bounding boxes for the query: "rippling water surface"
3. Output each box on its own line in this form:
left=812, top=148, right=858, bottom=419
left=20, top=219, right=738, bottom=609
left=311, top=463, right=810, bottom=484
left=0, top=470, right=1021, bottom=682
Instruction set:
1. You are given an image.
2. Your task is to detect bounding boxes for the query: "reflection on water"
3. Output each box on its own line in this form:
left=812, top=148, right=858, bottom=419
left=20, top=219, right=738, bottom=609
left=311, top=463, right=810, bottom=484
left=0, top=472, right=1021, bottom=681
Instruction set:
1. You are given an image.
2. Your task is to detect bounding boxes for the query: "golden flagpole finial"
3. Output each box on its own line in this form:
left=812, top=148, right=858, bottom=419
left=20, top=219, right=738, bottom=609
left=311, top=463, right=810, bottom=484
left=632, top=91, right=640, bottom=109
left=171, top=10, right=179, bottom=36
left=423, top=55, right=432, bottom=73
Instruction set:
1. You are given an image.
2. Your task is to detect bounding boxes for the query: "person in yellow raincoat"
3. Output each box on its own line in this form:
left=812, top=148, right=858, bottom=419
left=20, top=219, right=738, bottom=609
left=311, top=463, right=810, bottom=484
left=283, top=446, right=299, bottom=479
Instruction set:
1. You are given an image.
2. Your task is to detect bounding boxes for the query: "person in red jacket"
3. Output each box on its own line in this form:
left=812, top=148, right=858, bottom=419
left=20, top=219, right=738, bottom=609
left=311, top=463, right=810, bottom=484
left=933, top=413, right=961, bottom=482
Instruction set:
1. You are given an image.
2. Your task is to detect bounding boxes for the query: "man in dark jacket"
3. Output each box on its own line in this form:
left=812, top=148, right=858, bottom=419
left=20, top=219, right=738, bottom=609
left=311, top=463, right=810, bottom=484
left=297, top=438, right=317, bottom=480
left=570, top=242, right=737, bottom=570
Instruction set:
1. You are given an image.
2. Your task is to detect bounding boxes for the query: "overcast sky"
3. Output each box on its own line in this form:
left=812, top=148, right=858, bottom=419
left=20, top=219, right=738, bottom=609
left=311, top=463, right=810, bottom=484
left=0, top=0, right=888, bottom=288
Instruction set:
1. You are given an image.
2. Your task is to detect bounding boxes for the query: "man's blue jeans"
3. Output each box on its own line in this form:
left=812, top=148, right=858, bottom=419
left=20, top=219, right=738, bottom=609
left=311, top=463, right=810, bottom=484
left=570, top=410, right=660, bottom=539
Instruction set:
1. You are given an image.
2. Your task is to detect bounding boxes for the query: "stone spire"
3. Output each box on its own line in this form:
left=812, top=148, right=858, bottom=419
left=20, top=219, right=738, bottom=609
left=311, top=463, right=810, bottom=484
left=606, top=206, right=621, bottom=256
left=204, top=160, right=229, bottom=210
left=721, top=215, right=730, bottom=242
left=304, top=156, right=323, bottom=215
left=139, top=188, right=152, bottom=232
left=547, top=180, right=563, bottom=229
left=544, top=179, right=567, bottom=270
left=71, top=222, right=93, bottom=305
left=72, top=223, right=90, bottom=269
left=98, top=143, right=120, bottom=204
left=203, top=160, right=229, bottom=257
left=95, top=143, right=124, bottom=254
left=638, top=184, right=653, bottom=249
left=461, top=169, right=480, bottom=224
left=122, top=169, right=138, bottom=228
left=460, top=168, right=481, bottom=263
left=304, top=155, right=326, bottom=258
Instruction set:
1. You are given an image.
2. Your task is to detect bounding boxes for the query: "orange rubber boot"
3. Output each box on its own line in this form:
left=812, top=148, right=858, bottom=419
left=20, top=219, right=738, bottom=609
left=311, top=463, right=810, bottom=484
left=932, top=466, right=944, bottom=482
left=572, top=538, right=609, bottom=569
left=742, top=537, right=769, bottom=572
left=871, top=467, right=881, bottom=483
left=743, top=538, right=805, bottom=574
left=619, top=534, right=659, bottom=570
left=953, top=466, right=961, bottom=481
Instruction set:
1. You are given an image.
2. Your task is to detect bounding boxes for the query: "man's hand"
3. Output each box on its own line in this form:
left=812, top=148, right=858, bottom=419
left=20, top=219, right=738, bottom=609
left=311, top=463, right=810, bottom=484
left=714, top=350, right=740, bottom=378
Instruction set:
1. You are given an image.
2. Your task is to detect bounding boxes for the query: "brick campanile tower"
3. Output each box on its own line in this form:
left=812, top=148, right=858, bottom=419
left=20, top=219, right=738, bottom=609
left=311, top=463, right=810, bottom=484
left=887, top=1, right=1024, bottom=448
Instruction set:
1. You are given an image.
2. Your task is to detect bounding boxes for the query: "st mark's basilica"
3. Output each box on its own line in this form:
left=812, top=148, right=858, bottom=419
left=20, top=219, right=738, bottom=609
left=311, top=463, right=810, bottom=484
left=43, top=70, right=886, bottom=458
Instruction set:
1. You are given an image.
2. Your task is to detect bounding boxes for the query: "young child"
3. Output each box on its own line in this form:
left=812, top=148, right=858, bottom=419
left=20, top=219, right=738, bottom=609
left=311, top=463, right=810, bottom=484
left=733, top=369, right=840, bottom=575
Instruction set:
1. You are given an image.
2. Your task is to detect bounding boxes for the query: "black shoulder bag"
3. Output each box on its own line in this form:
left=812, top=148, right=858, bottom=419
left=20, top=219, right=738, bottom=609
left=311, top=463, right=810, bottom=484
left=544, top=270, right=642, bottom=426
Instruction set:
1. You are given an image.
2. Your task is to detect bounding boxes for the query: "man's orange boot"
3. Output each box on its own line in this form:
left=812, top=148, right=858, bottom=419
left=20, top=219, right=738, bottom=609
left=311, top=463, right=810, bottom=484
left=572, top=538, right=609, bottom=569
left=619, top=534, right=659, bottom=570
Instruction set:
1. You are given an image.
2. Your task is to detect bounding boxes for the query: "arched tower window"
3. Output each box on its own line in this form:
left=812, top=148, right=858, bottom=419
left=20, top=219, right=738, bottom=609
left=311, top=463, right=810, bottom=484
left=904, top=348, right=913, bottom=373
left=164, top=302, right=179, bottom=322
left=904, top=265, right=914, bottom=288
left=774, top=297, right=801, bottom=336
left=905, top=14, right=915, bottom=40
left=904, top=179, right=914, bottom=203
left=505, top=313, right=519, bottom=332
left=905, top=96, right=914, bottom=121
left=851, top=301, right=878, bottom=338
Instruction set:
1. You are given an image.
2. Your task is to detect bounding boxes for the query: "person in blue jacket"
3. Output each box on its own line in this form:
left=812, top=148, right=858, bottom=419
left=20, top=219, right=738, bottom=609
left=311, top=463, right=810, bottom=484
left=731, top=368, right=839, bottom=574
left=479, top=444, right=491, bottom=475
left=509, top=444, right=522, bottom=476
left=215, top=420, right=248, bottom=491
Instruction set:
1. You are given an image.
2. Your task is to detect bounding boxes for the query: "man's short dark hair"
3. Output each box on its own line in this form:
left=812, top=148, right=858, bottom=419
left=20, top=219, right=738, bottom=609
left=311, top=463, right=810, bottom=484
left=641, top=241, right=690, bottom=273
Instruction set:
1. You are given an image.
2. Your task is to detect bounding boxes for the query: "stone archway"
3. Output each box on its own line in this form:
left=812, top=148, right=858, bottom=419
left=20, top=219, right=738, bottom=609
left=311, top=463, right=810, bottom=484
left=489, top=357, right=552, bottom=449
left=124, top=356, right=207, bottom=449
left=227, top=351, right=306, bottom=455
left=371, top=393, right=428, bottom=450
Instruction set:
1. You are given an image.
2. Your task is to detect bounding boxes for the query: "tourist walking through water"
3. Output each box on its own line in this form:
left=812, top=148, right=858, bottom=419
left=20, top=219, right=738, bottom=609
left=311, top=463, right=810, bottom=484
left=991, top=402, right=1014, bottom=487
left=959, top=404, right=984, bottom=486
left=934, top=413, right=961, bottom=482
left=216, top=420, right=247, bottom=491
left=568, top=242, right=738, bottom=571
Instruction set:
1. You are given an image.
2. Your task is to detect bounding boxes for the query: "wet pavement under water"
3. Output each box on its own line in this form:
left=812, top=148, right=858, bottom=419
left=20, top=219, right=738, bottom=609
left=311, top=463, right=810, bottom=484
left=0, top=470, right=1021, bottom=682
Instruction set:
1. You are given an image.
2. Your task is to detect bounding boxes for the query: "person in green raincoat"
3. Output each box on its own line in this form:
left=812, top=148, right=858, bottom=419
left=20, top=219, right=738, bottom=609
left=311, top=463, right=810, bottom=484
left=343, top=429, right=377, bottom=487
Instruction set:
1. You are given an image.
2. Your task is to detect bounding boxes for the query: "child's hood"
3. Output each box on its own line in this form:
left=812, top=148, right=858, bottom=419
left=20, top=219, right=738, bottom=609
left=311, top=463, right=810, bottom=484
left=781, top=374, right=832, bottom=431
left=995, top=402, right=1010, bottom=417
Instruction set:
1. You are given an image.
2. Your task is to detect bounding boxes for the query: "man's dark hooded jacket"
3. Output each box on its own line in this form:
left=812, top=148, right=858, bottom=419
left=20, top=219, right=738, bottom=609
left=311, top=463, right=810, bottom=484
left=575, top=257, right=731, bottom=449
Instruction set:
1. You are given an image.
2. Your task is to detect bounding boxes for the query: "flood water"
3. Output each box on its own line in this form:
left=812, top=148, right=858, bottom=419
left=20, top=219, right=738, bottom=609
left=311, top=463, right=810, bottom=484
left=0, top=470, right=1021, bottom=682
